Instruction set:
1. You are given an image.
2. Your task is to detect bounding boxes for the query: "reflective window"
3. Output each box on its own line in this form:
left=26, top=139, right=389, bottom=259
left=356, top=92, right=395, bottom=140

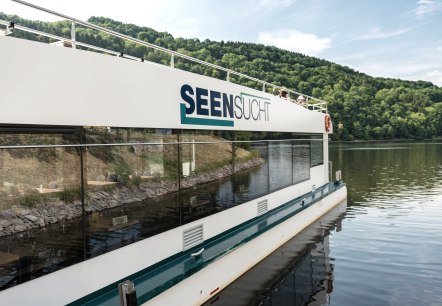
left=293, top=135, right=311, bottom=183
left=0, top=130, right=83, bottom=289
left=268, top=132, right=293, bottom=191
left=85, top=128, right=180, bottom=257
left=310, top=134, right=324, bottom=166
left=180, top=130, right=234, bottom=223
left=233, top=132, right=268, bottom=205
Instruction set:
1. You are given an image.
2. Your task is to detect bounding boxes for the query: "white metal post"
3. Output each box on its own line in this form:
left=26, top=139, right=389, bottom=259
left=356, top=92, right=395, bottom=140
left=71, top=21, right=76, bottom=49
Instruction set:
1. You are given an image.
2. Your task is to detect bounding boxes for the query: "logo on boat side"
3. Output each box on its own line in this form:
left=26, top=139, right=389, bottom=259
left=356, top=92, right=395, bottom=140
left=180, top=84, right=270, bottom=127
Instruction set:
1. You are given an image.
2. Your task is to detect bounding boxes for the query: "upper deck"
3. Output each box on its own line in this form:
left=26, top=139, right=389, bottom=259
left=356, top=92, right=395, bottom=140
left=0, top=0, right=330, bottom=134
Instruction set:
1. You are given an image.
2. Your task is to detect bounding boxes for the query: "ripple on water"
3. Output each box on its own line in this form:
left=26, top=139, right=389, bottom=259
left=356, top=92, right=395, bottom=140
left=324, top=142, right=442, bottom=306
left=331, top=197, right=442, bottom=305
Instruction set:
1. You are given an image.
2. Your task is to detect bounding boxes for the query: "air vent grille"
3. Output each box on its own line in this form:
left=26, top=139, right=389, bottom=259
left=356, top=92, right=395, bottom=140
left=183, top=224, right=204, bottom=250
left=257, top=199, right=268, bottom=215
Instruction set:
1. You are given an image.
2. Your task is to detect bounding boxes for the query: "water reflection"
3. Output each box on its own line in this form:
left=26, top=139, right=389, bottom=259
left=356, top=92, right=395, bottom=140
left=328, top=142, right=442, bottom=306
left=201, top=201, right=347, bottom=306
left=0, top=140, right=312, bottom=290
left=330, top=141, right=442, bottom=209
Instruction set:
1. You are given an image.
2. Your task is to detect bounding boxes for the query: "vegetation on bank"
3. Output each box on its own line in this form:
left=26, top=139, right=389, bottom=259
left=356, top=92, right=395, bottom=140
left=1, top=12, right=441, bottom=140
left=0, top=129, right=257, bottom=211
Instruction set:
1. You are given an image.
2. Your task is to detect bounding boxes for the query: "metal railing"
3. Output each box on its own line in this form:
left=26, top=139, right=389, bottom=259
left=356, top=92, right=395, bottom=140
left=0, top=137, right=323, bottom=150
left=0, top=19, right=141, bottom=61
left=1, top=0, right=328, bottom=113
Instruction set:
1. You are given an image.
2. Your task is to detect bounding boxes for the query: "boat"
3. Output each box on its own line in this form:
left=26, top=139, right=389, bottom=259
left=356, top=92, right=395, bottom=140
left=0, top=1, right=347, bottom=305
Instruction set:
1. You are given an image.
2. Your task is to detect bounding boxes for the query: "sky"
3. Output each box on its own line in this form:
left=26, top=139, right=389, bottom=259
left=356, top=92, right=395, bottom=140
left=1, top=0, right=442, bottom=86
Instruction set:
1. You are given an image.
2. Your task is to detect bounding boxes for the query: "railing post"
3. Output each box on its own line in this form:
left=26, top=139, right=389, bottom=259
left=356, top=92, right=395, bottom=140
left=170, top=53, right=174, bottom=68
left=329, top=161, right=332, bottom=183
left=262, top=82, right=265, bottom=92
left=71, top=21, right=76, bottom=49
left=226, top=71, right=230, bottom=82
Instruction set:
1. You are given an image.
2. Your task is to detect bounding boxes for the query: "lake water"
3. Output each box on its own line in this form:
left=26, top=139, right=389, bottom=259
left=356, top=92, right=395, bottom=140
left=206, top=141, right=442, bottom=306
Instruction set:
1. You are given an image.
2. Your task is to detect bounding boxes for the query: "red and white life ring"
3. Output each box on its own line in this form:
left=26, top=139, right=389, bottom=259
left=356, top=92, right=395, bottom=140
left=325, top=114, right=332, bottom=132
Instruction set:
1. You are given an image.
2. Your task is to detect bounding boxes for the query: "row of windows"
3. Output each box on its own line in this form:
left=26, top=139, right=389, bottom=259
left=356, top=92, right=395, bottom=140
left=0, top=126, right=324, bottom=290
left=0, top=127, right=324, bottom=237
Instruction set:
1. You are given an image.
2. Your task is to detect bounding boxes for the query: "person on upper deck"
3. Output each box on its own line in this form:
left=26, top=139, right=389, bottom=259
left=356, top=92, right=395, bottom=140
left=297, top=95, right=306, bottom=106
left=278, top=88, right=288, bottom=99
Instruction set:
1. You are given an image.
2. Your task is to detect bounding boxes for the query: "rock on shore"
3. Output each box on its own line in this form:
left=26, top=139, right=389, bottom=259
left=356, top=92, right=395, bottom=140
left=0, top=158, right=264, bottom=237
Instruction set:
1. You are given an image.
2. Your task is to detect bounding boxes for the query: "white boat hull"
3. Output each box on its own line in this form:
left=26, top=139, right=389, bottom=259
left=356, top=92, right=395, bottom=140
left=145, top=186, right=347, bottom=306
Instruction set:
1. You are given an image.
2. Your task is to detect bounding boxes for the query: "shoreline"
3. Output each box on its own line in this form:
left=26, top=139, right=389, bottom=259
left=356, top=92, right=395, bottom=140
left=0, top=157, right=264, bottom=237
left=329, top=137, right=442, bottom=143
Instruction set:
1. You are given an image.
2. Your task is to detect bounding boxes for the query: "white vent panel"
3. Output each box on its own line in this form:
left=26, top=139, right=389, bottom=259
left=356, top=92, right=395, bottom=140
left=257, top=199, right=268, bottom=215
left=183, top=224, right=204, bottom=250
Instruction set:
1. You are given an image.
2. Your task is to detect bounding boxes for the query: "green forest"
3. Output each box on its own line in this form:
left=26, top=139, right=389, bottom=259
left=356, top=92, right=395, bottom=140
left=1, top=12, right=442, bottom=140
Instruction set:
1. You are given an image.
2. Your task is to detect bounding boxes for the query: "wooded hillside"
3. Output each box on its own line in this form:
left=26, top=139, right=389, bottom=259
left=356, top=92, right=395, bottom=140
left=2, top=13, right=441, bottom=140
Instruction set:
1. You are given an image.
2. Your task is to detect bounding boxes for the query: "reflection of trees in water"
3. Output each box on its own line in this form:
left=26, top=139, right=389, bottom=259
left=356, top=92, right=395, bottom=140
left=330, top=142, right=442, bottom=206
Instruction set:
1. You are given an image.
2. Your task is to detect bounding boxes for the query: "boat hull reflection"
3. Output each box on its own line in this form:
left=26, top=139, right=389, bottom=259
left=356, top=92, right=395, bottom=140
left=202, top=200, right=346, bottom=306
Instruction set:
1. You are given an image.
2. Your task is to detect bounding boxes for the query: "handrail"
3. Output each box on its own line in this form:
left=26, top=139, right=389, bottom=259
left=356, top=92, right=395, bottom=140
left=0, top=20, right=139, bottom=61
left=0, top=137, right=322, bottom=150
left=5, top=0, right=328, bottom=112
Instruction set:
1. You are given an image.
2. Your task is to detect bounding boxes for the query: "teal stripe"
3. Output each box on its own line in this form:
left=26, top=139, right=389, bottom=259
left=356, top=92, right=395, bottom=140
left=68, top=182, right=345, bottom=306
left=180, top=104, right=234, bottom=127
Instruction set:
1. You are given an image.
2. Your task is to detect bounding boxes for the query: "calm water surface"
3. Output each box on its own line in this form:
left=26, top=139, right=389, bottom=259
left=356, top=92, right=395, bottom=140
left=210, top=141, right=442, bottom=306
left=330, top=141, right=442, bottom=306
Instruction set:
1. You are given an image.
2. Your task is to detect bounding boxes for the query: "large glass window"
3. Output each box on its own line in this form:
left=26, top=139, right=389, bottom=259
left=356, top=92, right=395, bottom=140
left=268, top=132, right=293, bottom=191
left=233, top=132, right=269, bottom=205
left=84, top=128, right=180, bottom=257
left=0, top=129, right=83, bottom=289
left=293, top=135, right=311, bottom=183
left=179, top=130, right=234, bottom=223
left=310, top=134, right=324, bottom=167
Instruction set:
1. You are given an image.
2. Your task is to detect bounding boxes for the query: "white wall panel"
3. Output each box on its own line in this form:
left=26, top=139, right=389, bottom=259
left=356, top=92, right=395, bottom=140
left=0, top=36, right=325, bottom=133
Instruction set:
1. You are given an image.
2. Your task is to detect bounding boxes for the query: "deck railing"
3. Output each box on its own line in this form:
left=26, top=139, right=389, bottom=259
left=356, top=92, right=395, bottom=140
left=1, top=0, right=328, bottom=113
